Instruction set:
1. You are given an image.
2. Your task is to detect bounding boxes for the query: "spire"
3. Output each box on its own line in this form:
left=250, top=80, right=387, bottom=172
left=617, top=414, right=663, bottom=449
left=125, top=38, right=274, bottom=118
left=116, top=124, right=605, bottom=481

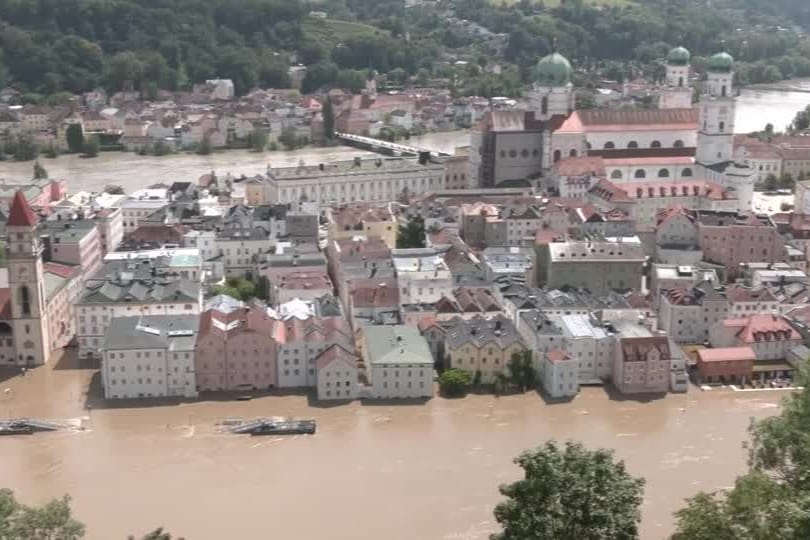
left=7, top=190, right=38, bottom=227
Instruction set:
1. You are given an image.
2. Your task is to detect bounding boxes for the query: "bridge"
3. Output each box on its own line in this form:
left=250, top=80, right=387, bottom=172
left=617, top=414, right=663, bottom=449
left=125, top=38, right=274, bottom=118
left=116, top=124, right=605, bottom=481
left=335, top=132, right=449, bottom=158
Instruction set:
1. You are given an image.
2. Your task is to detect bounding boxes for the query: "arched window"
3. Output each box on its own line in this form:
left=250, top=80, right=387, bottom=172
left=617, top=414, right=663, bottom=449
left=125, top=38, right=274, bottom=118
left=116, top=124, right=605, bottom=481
left=627, top=141, right=638, bottom=149
left=611, top=170, right=623, bottom=179
left=719, top=121, right=725, bottom=133
left=553, top=150, right=561, bottom=162
left=19, top=286, right=31, bottom=317
left=586, top=142, right=592, bottom=150
left=634, top=169, right=646, bottom=179
left=604, top=142, right=615, bottom=149
left=674, top=139, right=684, bottom=148
left=658, top=168, right=670, bottom=178
left=678, top=77, right=684, bottom=88
left=682, top=167, right=693, bottom=177
left=636, top=188, right=643, bottom=198
left=569, top=149, right=577, bottom=157
left=541, top=96, right=548, bottom=115
left=651, top=140, right=662, bottom=148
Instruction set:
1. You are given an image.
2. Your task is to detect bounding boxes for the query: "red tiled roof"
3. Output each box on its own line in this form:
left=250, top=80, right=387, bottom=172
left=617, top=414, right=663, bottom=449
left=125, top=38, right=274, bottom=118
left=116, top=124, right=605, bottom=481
left=315, top=343, right=357, bottom=371
left=575, top=108, right=699, bottom=132
left=723, top=315, right=800, bottom=344
left=43, top=262, right=80, bottom=279
left=546, top=349, right=571, bottom=363
left=554, top=156, right=605, bottom=177
left=7, top=190, right=38, bottom=227
left=697, top=346, right=756, bottom=363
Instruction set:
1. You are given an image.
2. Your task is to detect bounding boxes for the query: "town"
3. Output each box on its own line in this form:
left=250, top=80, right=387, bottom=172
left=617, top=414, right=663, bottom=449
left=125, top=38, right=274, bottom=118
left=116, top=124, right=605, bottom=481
left=0, top=46, right=805, bottom=408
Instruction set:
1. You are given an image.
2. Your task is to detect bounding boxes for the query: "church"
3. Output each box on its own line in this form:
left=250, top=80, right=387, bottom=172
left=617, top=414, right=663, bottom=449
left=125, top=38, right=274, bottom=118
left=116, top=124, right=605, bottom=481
left=0, top=191, right=82, bottom=367
left=469, top=47, right=756, bottom=212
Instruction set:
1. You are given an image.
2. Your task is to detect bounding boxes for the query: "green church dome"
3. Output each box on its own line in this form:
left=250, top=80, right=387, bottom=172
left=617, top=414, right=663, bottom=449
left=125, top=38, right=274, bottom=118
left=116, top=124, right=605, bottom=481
left=707, top=51, right=734, bottom=73
left=535, top=52, right=572, bottom=86
left=667, top=46, right=691, bottom=65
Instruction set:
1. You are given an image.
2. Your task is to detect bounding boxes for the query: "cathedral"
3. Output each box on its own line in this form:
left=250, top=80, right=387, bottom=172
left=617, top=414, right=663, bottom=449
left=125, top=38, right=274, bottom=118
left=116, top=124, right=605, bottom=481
left=469, top=46, right=756, bottom=212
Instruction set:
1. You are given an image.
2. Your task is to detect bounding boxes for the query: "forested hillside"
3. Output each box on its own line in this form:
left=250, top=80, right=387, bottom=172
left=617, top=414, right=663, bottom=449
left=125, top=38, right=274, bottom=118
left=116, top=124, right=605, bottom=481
left=0, top=0, right=809, bottom=100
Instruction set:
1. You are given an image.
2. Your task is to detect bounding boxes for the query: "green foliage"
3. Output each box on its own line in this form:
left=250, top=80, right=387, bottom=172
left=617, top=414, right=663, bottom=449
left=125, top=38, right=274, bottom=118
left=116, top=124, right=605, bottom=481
left=104, top=185, right=125, bottom=195
left=492, top=441, right=644, bottom=540
left=0, top=488, right=85, bottom=539
left=248, top=130, right=269, bottom=152
left=66, top=124, right=84, bottom=154
left=438, top=369, right=472, bottom=398
left=322, top=98, right=335, bottom=141
left=43, top=143, right=59, bottom=159
left=791, top=105, right=810, bottom=133
left=130, top=527, right=185, bottom=540
left=196, top=134, right=213, bottom=156
left=254, top=275, right=270, bottom=301
left=396, top=215, right=425, bottom=249
left=506, top=349, right=536, bottom=393
left=278, top=127, right=306, bottom=150
left=212, top=277, right=257, bottom=302
left=673, top=364, right=810, bottom=539
left=12, top=132, right=38, bottom=161
left=81, top=136, right=100, bottom=158
left=33, top=160, right=47, bottom=179
left=151, top=140, right=173, bottom=156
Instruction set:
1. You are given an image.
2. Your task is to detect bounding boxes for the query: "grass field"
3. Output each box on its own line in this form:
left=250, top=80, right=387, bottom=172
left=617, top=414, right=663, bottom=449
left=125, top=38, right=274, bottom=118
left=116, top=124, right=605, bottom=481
left=303, top=18, right=389, bottom=44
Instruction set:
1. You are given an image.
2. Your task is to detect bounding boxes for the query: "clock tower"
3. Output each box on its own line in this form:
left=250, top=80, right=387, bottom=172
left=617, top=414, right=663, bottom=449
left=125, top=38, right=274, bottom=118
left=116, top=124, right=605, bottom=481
left=6, top=191, right=49, bottom=366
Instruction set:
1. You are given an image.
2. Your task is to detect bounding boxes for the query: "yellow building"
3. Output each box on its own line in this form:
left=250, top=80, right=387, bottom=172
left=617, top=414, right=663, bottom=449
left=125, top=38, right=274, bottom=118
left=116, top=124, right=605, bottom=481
left=444, top=315, right=526, bottom=383
left=327, top=205, right=398, bottom=249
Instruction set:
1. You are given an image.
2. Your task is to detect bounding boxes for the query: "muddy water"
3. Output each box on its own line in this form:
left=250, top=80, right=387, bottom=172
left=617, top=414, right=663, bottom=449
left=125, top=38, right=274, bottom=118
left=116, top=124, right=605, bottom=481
left=0, top=355, right=785, bottom=540
left=0, top=131, right=470, bottom=194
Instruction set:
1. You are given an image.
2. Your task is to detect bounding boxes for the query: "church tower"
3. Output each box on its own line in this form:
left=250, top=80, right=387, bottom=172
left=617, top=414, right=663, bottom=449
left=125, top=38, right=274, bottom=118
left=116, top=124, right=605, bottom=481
left=696, top=52, right=755, bottom=212
left=6, top=191, right=50, bottom=366
left=659, top=46, right=693, bottom=109
left=696, top=52, right=735, bottom=165
left=528, top=51, right=575, bottom=122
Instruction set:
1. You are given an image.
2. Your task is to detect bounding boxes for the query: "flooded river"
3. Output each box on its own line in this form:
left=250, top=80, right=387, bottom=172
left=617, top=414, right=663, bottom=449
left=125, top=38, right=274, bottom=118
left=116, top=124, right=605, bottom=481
left=0, top=355, right=785, bottom=540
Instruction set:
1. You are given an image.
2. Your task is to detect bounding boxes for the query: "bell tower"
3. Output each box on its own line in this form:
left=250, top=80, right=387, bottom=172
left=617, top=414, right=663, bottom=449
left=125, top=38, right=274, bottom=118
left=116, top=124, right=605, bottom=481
left=6, top=191, right=49, bottom=366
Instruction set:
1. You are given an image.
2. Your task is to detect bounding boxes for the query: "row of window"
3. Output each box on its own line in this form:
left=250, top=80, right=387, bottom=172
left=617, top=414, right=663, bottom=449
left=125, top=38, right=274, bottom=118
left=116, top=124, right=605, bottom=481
left=603, top=140, right=685, bottom=150
left=610, top=168, right=693, bottom=180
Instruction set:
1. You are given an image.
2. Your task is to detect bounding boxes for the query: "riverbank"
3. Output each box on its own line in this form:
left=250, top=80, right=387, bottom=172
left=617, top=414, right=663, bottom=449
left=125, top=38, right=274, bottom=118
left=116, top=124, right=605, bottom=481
left=0, top=349, right=784, bottom=540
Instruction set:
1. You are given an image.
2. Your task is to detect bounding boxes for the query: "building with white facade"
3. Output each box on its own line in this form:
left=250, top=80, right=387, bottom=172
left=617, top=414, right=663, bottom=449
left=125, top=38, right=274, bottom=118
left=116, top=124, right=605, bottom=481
left=542, top=349, right=578, bottom=399
left=709, top=314, right=802, bottom=360
left=556, top=314, right=614, bottom=383
left=359, top=325, right=434, bottom=399
left=266, top=157, right=445, bottom=205
left=101, top=315, right=199, bottom=399
left=316, top=344, right=359, bottom=401
left=276, top=317, right=353, bottom=388
left=392, top=249, right=453, bottom=306
left=119, top=188, right=169, bottom=234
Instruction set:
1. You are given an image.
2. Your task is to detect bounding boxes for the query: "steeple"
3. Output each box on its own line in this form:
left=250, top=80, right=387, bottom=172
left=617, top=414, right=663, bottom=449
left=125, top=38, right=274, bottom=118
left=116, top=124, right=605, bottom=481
left=7, top=190, right=38, bottom=227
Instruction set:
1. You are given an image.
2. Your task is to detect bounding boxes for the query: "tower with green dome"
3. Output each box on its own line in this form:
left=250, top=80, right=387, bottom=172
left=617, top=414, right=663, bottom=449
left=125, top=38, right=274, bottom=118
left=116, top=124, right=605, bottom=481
left=660, top=46, right=692, bottom=109
left=529, top=51, right=575, bottom=121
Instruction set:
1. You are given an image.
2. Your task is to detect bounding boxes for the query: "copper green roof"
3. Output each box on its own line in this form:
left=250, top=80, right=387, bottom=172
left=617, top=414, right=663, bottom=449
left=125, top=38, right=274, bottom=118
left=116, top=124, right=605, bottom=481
left=534, top=52, right=572, bottom=86
left=667, top=46, right=690, bottom=65
left=708, top=52, right=734, bottom=72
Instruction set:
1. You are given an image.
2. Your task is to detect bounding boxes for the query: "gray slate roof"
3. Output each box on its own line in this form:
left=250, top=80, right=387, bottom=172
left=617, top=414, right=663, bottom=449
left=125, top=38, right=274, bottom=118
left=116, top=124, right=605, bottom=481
left=103, top=315, right=200, bottom=351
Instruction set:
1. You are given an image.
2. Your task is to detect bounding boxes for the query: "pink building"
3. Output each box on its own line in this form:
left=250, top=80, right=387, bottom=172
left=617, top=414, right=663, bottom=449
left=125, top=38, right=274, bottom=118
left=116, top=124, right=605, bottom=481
left=326, top=236, right=394, bottom=308
left=95, top=207, right=124, bottom=253
left=612, top=335, right=671, bottom=394
left=274, top=270, right=334, bottom=304
left=697, top=211, right=785, bottom=280
left=194, top=307, right=284, bottom=392
left=277, top=316, right=353, bottom=388
left=42, top=220, right=104, bottom=282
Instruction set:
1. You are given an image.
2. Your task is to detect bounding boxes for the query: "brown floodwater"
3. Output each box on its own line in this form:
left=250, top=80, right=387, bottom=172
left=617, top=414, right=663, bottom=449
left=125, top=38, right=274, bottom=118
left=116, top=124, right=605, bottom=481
left=0, top=352, right=786, bottom=540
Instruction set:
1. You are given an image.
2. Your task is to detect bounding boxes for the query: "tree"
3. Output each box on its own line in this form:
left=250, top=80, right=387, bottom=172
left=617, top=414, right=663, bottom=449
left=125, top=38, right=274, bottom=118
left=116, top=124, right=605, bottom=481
left=506, top=350, right=536, bottom=393
left=13, top=133, right=38, bottom=161
left=104, top=185, right=125, bottom=195
left=673, top=364, right=810, bottom=539
left=66, top=123, right=84, bottom=153
left=43, top=143, right=59, bottom=159
left=152, top=140, right=172, bottom=156
left=492, top=441, right=644, bottom=540
left=81, top=135, right=100, bottom=158
left=396, top=215, right=426, bottom=249
left=278, top=127, right=301, bottom=150
left=33, top=160, right=47, bottom=179
left=254, top=275, right=270, bottom=301
left=130, top=527, right=185, bottom=540
left=196, top=134, right=213, bottom=156
left=248, top=130, right=268, bottom=152
left=764, top=173, right=779, bottom=191
left=322, top=98, right=335, bottom=141
left=438, top=369, right=472, bottom=398
left=211, top=277, right=257, bottom=302
left=0, top=488, right=85, bottom=539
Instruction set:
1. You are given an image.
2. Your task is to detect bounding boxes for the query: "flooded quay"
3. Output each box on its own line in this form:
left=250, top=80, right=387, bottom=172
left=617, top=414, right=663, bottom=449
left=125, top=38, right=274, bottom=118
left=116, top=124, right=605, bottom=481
left=0, top=353, right=785, bottom=540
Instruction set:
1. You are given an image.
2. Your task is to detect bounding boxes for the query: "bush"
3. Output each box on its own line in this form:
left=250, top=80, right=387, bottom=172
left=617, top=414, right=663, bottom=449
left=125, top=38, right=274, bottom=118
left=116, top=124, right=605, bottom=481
left=438, top=369, right=472, bottom=398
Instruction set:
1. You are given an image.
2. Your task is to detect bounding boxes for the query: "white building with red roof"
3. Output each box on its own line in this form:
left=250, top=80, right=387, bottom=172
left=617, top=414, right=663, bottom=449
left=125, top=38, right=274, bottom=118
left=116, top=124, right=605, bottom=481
left=709, top=314, right=802, bottom=360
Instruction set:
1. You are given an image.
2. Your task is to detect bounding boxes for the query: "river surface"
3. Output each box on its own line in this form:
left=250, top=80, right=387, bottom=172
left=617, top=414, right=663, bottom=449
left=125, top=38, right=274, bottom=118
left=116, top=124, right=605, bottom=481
left=0, top=354, right=786, bottom=540
left=0, top=85, right=805, bottom=192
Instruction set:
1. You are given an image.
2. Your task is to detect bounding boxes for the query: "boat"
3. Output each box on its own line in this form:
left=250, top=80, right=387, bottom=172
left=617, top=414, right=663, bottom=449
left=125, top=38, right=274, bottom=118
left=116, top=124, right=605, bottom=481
left=248, top=419, right=316, bottom=436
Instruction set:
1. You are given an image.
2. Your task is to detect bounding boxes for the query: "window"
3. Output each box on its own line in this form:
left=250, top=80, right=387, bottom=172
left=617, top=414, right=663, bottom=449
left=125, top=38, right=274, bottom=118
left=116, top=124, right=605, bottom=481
left=553, top=150, right=561, bottom=162
left=604, top=142, right=615, bottom=149
left=682, top=167, right=693, bottom=177
left=19, top=286, right=31, bottom=317
left=634, top=169, right=646, bottom=179
left=541, top=96, right=548, bottom=115
left=719, top=121, right=725, bottom=132
left=658, top=168, right=670, bottom=178
left=627, top=141, right=638, bottom=149
left=674, top=139, right=684, bottom=148
left=610, top=170, right=623, bottom=179
left=651, top=140, right=661, bottom=148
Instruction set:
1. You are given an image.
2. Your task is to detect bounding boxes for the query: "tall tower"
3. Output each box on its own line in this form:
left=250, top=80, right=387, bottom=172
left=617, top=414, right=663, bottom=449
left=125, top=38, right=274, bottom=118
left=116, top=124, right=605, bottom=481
left=659, top=46, right=693, bottom=109
left=696, top=52, right=735, bottom=165
left=696, top=52, right=755, bottom=212
left=6, top=191, right=50, bottom=366
left=528, top=52, right=575, bottom=121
